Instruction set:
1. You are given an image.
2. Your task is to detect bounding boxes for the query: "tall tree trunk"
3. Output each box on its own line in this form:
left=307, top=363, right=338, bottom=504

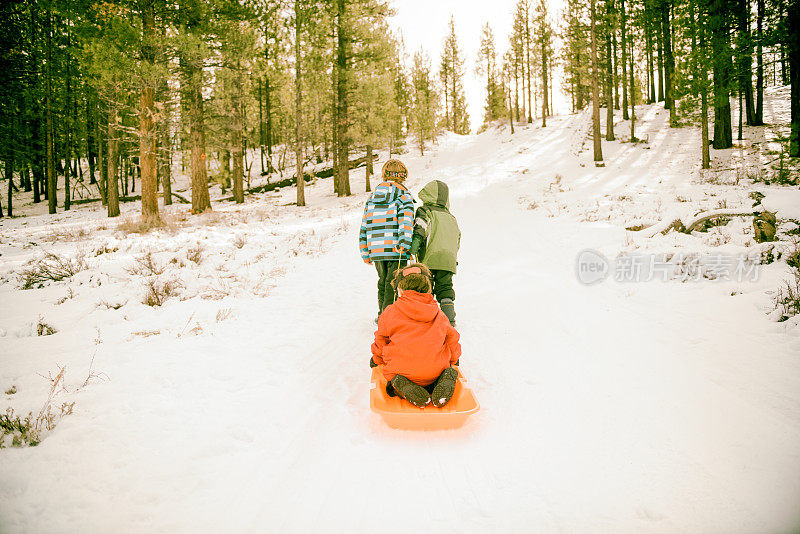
left=613, top=16, right=619, bottom=110
left=331, top=26, right=339, bottom=196
left=365, top=144, right=373, bottom=192
left=451, top=64, right=458, bottom=128
left=657, top=11, right=664, bottom=102
left=266, top=75, right=273, bottom=172
left=753, top=0, right=764, bottom=125
left=662, top=0, right=675, bottom=122
left=4, top=152, right=13, bottom=217
left=295, top=0, right=305, bottom=205
left=591, top=0, right=603, bottom=162
left=45, top=4, right=56, bottom=214
left=606, top=0, right=615, bottom=142
left=737, top=0, right=756, bottom=125
left=710, top=0, right=733, bottom=149
left=646, top=12, right=655, bottom=103
left=621, top=0, right=629, bottom=120
left=107, top=108, right=120, bottom=217
left=99, top=109, right=108, bottom=204
left=335, top=0, right=350, bottom=197
left=160, top=106, right=172, bottom=206
left=698, top=3, right=711, bottom=168
left=140, top=0, right=158, bottom=218
left=181, top=2, right=211, bottom=214
left=443, top=67, right=450, bottom=130
left=258, top=78, right=265, bottom=173
left=64, top=20, right=72, bottom=211
left=542, top=24, right=548, bottom=127
left=789, top=0, right=799, bottom=156
left=87, top=92, right=97, bottom=185
left=265, top=32, right=274, bottom=174
left=525, top=2, right=533, bottom=123
left=549, top=56, right=554, bottom=116
left=630, top=43, right=636, bottom=141
left=514, top=60, right=520, bottom=120
left=232, top=56, right=244, bottom=204
left=508, top=72, right=516, bottom=133
left=189, top=79, right=211, bottom=212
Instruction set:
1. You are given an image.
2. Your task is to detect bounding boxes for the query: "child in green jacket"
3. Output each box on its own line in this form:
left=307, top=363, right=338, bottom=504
left=409, top=180, right=460, bottom=326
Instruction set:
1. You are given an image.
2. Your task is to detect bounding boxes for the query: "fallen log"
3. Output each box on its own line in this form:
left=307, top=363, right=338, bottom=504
left=222, top=153, right=378, bottom=201
left=72, top=195, right=142, bottom=206
left=71, top=191, right=190, bottom=206
left=633, top=206, right=767, bottom=238
left=683, top=208, right=763, bottom=233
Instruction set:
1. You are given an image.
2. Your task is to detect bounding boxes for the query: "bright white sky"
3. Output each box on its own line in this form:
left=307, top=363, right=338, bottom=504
left=388, top=0, right=568, bottom=133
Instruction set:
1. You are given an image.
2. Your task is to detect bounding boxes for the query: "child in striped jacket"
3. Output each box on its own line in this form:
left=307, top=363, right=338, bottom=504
left=359, top=159, right=415, bottom=318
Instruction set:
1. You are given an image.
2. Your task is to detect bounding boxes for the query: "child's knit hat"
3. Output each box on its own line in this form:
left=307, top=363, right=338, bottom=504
left=382, top=159, right=408, bottom=182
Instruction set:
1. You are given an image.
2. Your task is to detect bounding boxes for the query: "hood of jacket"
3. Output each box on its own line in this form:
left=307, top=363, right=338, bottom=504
left=370, top=181, right=407, bottom=204
left=393, top=290, right=440, bottom=323
left=418, top=180, right=450, bottom=209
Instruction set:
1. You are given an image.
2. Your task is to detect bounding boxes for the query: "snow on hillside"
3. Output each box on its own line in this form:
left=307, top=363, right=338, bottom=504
left=1, top=90, right=799, bottom=534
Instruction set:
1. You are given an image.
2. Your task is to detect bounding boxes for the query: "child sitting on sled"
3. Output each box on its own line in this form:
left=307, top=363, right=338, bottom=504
left=369, top=263, right=461, bottom=408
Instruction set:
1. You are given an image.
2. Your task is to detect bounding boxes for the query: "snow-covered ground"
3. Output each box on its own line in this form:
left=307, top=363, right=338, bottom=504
left=2, top=90, right=800, bottom=533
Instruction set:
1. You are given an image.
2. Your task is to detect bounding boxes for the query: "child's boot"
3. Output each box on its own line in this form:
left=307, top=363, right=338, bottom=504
left=430, top=367, right=459, bottom=407
left=440, top=298, right=456, bottom=326
left=390, top=375, right=431, bottom=408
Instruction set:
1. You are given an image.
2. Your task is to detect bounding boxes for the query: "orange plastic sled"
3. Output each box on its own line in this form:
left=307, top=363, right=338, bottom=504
left=370, top=366, right=479, bottom=430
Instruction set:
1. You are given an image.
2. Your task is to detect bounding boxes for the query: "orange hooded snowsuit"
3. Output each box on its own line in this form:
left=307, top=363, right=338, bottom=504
left=371, top=290, right=461, bottom=386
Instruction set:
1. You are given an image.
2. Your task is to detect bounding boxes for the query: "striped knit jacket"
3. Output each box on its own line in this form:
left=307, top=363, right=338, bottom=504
left=359, top=181, right=415, bottom=261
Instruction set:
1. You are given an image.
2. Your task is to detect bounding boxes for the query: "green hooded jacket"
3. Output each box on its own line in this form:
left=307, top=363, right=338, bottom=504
left=409, top=180, right=460, bottom=273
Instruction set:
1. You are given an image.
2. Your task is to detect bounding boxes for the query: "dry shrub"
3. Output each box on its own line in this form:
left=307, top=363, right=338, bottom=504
left=216, top=307, right=233, bottom=322
left=232, top=234, right=247, bottom=249
left=37, top=317, right=57, bottom=336
left=93, top=244, right=119, bottom=256
left=187, top=243, right=204, bottom=264
left=19, top=251, right=88, bottom=289
left=96, top=298, right=124, bottom=310
left=46, top=226, right=90, bottom=242
left=1, top=366, right=74, bottom=447
left=775, top=270, right=800, bottom=322
left=117, top=214, right=176, bottom=235
left=127, top=251, right=165, bottom=276
left=143, top=278, right=181, bottom=307
left=131, top=329, right=161, bottom=337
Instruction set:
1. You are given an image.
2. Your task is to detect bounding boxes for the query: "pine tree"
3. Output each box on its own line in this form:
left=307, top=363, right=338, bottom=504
left=441, top=17, right=469, bottom=134
left=709, top=0, right=733, bottom=149
left=294, top=0, right=305, bottom=206
left=179, top=0, right=212, bottom=213
left=139, top=0, right=159, bottom=218
left=477, top=23, right=505, bottom=125
left=410, top=48, right=438, bottom=155
left=591, top=0, right=604, bottom=162
left=535, top=0, right=553, bottom=126
left=561, top=0, right=590, bottom=111
left=605, top=0, right=616, bottom=141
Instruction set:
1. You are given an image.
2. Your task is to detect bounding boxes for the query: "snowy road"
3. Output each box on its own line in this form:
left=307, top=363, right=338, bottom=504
left=2, top=106, right=800, bottom=533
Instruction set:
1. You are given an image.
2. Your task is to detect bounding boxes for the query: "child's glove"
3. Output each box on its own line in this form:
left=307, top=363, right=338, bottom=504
left=369, top=357, right=378, bottom=368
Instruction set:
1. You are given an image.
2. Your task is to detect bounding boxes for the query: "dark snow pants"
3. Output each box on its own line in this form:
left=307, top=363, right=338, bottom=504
left=375, top=259, right=406, bottom=315
left=431, top=269, right=455, bottom=302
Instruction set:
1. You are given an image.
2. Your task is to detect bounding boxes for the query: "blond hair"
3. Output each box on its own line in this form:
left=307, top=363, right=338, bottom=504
left=381, top=159, right=408, bottom=183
